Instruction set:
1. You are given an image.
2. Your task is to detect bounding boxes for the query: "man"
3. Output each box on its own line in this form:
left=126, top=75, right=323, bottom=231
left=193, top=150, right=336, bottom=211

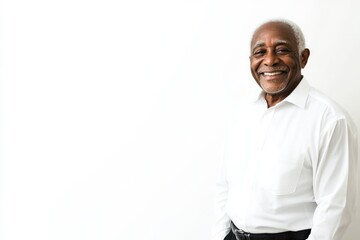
left=211, top=19, right=358, bottom=240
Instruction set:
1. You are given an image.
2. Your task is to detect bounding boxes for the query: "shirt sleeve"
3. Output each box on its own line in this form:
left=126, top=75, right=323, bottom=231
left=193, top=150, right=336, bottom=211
left=307, top=118, right=358, bottom=240
left=211, top=154, right=231, bottom=240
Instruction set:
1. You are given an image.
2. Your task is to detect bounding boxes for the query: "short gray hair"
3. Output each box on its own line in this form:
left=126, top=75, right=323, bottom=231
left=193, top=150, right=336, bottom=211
left=253, top=19, right=306, bottom=54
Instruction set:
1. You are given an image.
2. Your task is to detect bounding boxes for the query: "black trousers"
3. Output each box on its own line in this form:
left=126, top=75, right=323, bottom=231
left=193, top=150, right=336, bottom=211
left=224, top=230, right=236, bottom=240
left=224, top=229, right=311, bottom=240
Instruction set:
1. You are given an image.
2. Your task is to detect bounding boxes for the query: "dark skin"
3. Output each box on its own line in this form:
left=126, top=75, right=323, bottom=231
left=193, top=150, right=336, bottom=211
left=250, top=22, right=310, bottom=108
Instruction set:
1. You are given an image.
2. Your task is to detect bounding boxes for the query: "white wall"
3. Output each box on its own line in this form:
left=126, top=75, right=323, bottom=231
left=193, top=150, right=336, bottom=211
left=1, top=1, right=359, bottom=239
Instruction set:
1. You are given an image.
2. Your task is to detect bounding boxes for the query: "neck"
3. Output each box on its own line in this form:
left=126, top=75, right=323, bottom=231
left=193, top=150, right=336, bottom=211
left=265, top=93, right=285, bottom=108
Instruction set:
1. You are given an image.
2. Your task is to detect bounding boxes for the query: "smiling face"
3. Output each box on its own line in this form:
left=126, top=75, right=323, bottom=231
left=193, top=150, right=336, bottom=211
left=250, top=22, right=310, bottom=104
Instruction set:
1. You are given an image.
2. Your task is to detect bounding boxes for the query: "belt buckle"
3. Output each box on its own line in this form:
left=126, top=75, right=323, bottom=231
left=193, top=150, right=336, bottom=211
left=234, top=229, right=251, bottom=240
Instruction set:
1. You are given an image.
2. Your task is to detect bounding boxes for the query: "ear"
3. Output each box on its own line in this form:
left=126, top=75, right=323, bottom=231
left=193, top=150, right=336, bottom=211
left=300, top=48, right=310, bottom=68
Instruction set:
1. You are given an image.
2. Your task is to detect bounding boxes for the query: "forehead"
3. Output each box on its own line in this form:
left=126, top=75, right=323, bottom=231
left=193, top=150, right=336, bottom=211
left=251, top=22, right=297, bottom=49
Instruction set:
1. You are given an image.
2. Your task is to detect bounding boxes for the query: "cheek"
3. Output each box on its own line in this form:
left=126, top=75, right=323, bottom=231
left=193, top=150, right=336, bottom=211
left=292, top=61, right=302, bottom=73
left=250, top=66, right=259, bottom=79
left=285, top=59, right=300, bottom=73
left=250, top=60, right=260, bottom=72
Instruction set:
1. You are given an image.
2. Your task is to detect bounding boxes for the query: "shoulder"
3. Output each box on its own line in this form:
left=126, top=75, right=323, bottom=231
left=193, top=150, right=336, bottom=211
left=308, top=87, right=349, bottom=118
left=226, top=90, right=259, bottom=114
left=307, top=87, right=357, bottom=136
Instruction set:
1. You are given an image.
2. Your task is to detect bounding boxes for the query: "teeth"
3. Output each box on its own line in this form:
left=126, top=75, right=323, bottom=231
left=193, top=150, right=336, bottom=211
left=263, top=72, right=283, bottom=76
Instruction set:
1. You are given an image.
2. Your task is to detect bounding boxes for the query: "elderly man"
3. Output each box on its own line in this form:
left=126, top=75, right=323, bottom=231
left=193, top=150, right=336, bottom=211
left=211, top=19, right=358, bottom=240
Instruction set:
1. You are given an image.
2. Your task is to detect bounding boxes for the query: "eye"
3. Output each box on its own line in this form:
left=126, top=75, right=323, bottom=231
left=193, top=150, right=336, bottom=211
left=253, top=49, right=266, bottom=57
left=276, top=48, right=291, bottom=55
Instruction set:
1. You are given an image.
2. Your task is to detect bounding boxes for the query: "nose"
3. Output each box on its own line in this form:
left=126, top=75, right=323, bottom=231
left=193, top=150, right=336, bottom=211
left=263, top=51, right=279, bottom=66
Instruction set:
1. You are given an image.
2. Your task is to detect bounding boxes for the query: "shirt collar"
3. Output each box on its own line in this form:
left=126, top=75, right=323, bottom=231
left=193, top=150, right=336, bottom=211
left=254, top=78, right=311, bottom=109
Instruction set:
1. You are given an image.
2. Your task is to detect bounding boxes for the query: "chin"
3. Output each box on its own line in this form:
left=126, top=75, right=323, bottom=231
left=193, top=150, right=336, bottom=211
left=260, top=83, right=287, bottom=95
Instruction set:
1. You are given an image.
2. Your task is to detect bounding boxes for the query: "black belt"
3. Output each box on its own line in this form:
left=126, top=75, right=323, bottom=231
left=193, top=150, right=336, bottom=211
left=230, top=222, right=311, bottom=240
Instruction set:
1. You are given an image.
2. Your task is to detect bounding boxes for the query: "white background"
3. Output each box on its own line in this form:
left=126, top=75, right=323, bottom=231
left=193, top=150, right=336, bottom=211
left=1, top=0, right=360, bottom=240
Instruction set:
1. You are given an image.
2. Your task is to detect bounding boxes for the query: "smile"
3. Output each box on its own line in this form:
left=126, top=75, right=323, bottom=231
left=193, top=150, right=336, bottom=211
left=262, top=71, right=283, bottom=76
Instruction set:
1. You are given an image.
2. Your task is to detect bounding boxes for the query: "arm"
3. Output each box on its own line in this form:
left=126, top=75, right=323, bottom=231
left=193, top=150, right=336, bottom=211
left=211, top=156, right=231, bottom=240
left=308, top=118, right=358, bottom=240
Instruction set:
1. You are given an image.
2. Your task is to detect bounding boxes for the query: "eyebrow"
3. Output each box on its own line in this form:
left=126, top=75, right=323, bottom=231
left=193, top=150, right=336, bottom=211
left=252, top=41, right=265, bottom=49
left=252, top=40, right=290, bottom=50
left=275, top=40, right=289, bottom=45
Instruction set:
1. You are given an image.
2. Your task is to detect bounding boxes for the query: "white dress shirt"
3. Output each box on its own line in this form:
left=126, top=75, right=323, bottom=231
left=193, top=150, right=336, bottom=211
left=211, top=79, right=358, bottom=240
